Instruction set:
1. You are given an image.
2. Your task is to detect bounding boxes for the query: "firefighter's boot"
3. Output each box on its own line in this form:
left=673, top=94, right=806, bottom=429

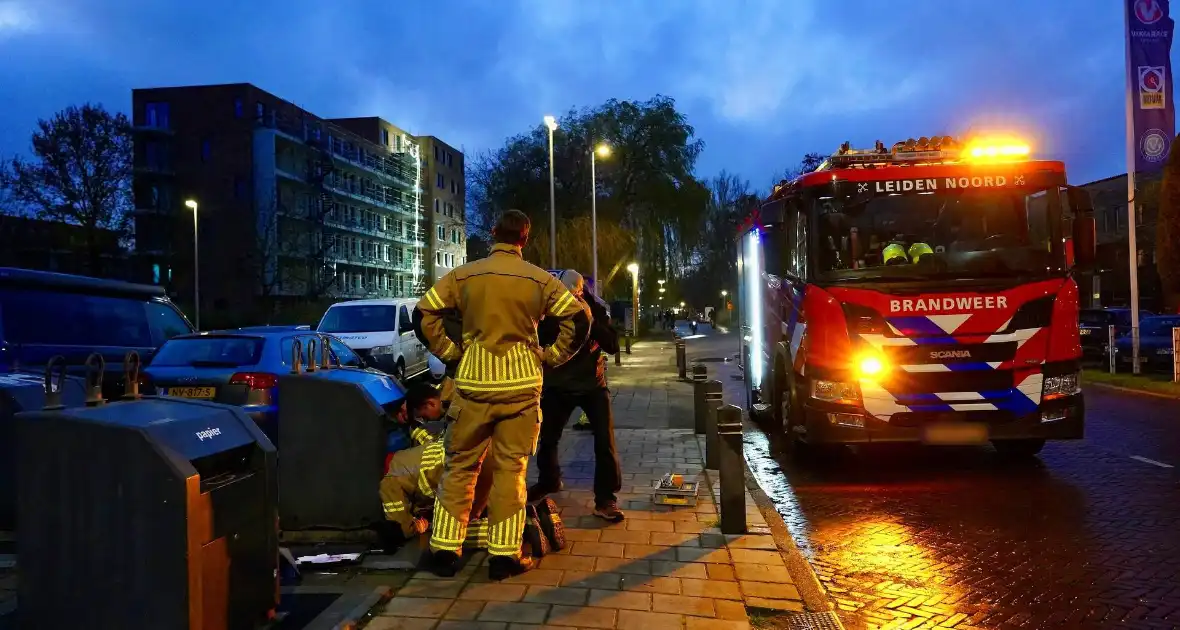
left=488, top=554, right=535, bottom=581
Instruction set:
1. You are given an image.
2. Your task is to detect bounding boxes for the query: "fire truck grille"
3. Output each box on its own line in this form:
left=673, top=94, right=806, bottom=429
left=891, top=369, right=1014, bottom=394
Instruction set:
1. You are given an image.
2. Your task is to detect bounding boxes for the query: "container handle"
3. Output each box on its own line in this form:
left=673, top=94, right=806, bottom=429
left=83, top=353, right=106, bottom=406
left=122, top=351, right=142, bottom=400
left=290, top=338, right=303, bottom=374
left=42, top=355, right=68, bottom=410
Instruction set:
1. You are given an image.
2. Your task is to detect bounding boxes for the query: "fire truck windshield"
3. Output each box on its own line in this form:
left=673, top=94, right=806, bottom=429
left=814, top=185, right=1066, bottom=283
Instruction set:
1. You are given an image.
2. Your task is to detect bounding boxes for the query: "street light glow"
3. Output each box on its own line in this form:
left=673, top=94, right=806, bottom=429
left=659, top=287, right=665, bottom=293
left=595, top=143, right=611, bottom=157
left=185, top=199, right=198, bottom=210
left=543, top=115, right=558, bottom=131
left=680, top=301, right=685, bottom=307
left=627, top=263, right=639, bottom=274
left=721, top=290, right=728, bottom=297
left=658, top=279, right=666, bottom=285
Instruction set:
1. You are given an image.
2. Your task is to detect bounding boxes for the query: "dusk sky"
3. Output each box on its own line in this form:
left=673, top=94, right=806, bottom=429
left=0, top=0, right=1152, bottom=191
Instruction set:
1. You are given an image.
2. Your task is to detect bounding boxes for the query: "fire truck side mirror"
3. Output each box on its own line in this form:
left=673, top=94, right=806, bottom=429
left=1072, top=216, right=1096, bottom=270
left=1066, top=186, right=1096, bottom=271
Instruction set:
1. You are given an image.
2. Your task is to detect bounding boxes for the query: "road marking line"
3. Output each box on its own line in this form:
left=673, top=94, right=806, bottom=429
left=1130, top=455, right=1174, bottom=468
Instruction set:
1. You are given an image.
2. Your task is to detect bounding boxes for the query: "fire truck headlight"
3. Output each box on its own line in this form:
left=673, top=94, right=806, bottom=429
left=1041, top=372, right=1081, bottom=400
left=811, top=379, right=860, bottom=405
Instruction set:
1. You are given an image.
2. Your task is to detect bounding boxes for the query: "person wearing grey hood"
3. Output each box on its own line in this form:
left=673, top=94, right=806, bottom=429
left=529, top=269, right=624, bottom=521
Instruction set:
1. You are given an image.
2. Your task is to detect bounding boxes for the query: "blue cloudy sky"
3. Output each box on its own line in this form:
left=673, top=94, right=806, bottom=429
left=0, top=0, right=1152, bottom=190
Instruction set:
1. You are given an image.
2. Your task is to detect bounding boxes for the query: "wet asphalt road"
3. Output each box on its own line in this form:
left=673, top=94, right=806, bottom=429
left=684, top=326, right=1180, bottom=630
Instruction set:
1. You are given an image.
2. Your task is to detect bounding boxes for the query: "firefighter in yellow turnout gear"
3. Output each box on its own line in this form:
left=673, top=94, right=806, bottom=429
left=418, top=210, right=590, bottom=580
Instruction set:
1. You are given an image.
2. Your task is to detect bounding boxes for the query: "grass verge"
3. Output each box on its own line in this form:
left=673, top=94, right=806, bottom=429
left=1082, top=369, right=1180, bottom=398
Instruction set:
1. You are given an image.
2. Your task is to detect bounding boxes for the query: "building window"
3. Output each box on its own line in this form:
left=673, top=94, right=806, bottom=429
left=233, top=98, right=243, bottom=118
left=447, top=152, right=453, bottom=167
left=382, top=129, right=390, bottom=146
left=144, top=102, right=170, bottom=129
left=200, top=138, right=211, bottom=163
left=151, top=263, right=161, bottom=284
left=435, top=146, right=440, bottom=161
left=436, top=252, right=442, bottom=266
left=451, top=229, right=459, bottom=244
left=435, top=199, right=440, bottom=213
left=255, top=102, right=265, bottom=120
left=437, top=225, right=445, bottom=241
left=436, top=173, right=444, bottom=189
left=451, top=180, right=457, bottom=195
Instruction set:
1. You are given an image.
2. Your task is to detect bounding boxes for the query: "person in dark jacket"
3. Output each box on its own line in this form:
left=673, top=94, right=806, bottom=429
left=529, top=270, right=624, bottom=522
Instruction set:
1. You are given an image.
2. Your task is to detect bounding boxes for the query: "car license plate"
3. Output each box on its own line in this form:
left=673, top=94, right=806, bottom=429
left=1079, top=328, right=1092, bottom=336
left=923, top=422, right=988, bottom=445
left=167, top=386, right=216, bottom=399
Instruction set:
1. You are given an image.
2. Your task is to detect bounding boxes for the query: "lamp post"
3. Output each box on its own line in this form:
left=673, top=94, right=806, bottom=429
left=627, top=262, right=640, bottom=335
left=544, top=115, right=558, bottom=269
left=184, top=199, right=200, bottom=330
left=590, top=143, right=610, bottom=297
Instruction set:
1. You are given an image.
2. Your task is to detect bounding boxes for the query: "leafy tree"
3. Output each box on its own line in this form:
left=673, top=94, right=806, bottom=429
left=466, top=96, right=710, bottom=298
left=1157, top=134, right=1180, bottom=310
left=0, top=104, right=133, bottom=274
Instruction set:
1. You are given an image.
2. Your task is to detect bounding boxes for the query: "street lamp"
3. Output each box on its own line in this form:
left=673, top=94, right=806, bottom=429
left=544, top=115, right=558, bottom=269
left=590, top=143, right=610, bottom=297
left=184, top=199, right=200, bottom=330
left=627, top=262, right=640, bottom=336
left=721, top=290, right=728, bottom=297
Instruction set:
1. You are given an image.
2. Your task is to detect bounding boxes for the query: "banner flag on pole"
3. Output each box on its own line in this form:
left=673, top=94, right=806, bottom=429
left=1127, top=0, right=1176, bottom=173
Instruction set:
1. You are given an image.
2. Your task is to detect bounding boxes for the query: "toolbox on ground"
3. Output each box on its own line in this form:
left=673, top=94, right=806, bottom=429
left=15, top=394, right=278, bottom=630
left=0, top=359, right=87, bottom=531
left=277, top=337, right=406, bottom=531
left=652, top=473, right=701, bottom=507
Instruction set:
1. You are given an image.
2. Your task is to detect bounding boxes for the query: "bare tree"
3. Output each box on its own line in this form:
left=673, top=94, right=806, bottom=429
left=0, top=104, right=132, bottom=274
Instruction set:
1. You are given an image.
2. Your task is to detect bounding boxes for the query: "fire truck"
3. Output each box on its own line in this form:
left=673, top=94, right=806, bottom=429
left=736, top=136, right=1096, bottom=457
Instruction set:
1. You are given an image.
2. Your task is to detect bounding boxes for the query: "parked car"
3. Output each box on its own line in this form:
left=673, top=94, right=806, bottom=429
left=316, top=298, right=437, bottom=381
left=0, top=267, right=194, bottom=399
left=142, top=329, right=369, bottom=444
left=1079, top=308, right=1153, bottom=362
left=1113, top=314, right=1180, bottom=371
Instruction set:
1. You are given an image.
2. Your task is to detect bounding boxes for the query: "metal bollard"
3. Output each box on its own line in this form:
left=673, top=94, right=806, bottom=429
left=694, top=380, right=722, bottom=435
left=1108, top=324, right=1116, bottom=374
left=626, top=334, right=632, bottom=354
left=716, top=405, right=746, bottom=535
left=691, top=364, right=707, bottom=383
left=615, top=349, right=622, bottom=366
left=1173, top=327, right=1180, bottom=383
left=705, top=397, right=720, bottom=470
left=676, top=341, right=687, bottom=380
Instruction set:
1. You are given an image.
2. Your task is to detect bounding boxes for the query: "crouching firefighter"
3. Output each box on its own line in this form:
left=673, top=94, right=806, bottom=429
left=417, top=210, right=590, bottom=580
left=376, top=384, right=496, bottom=553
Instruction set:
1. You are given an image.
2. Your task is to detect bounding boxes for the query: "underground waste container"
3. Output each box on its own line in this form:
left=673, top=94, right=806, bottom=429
left=15, top=396, right=278, bottom=630
left=277, top=337, right=406, bottom=531
left=0, top=362, right=86, bottom=532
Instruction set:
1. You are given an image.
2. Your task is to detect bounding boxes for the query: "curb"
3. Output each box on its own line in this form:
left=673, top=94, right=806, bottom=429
left=1083, top=381, right=1180, bottom=401
left=741, top=463, right=834, bottom=618
left=331, top=586, right=394, bottom=630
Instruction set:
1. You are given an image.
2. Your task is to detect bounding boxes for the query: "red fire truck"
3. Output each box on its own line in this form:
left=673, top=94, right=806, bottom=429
left=736, top=136, right=1096, bottom=457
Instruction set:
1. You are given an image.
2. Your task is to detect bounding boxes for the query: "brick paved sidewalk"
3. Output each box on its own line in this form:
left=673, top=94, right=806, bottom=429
left=366, top=341, right=807, bottom=629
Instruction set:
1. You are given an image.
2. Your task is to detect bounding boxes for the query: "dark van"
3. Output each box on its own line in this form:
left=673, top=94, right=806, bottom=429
left=0, top=268, right=195, bottom=399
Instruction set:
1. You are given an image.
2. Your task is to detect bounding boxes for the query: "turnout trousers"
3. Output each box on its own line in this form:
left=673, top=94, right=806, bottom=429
left=430, top=395, right=540, bottom=558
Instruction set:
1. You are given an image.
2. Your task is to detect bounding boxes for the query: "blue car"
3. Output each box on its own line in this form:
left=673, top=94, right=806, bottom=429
left=142, top=328, right=368, bottom=444
left=1114, top=315, right=1180, bottom=371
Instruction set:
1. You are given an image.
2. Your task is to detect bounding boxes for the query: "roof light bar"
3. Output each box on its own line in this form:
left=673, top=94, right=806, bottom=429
left=826, top=135, right=1031, bottom=168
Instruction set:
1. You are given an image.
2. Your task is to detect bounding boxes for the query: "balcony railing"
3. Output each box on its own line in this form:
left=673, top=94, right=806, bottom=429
left=257, top=112, right=419, bottom=189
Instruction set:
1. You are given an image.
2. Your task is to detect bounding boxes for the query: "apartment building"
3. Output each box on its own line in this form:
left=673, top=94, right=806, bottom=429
left=416, top=136, right=467, bottom=282
left=1079, top=173, right=1163, bottom=310
left=130, top=83, right=430, bottom=323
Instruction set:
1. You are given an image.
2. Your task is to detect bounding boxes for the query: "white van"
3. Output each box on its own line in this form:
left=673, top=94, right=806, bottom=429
left=317, top=298, right=440, bottom=381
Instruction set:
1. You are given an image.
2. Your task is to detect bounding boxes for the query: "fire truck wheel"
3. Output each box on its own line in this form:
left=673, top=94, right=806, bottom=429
left=992, top=439, right=1046, bottom=458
